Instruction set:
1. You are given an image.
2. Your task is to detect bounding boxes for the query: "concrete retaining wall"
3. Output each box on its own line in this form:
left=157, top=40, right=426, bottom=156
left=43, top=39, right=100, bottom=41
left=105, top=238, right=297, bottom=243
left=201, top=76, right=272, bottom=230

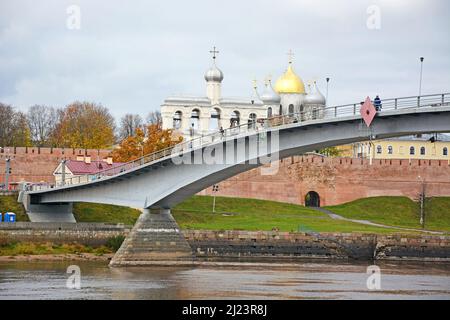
left=183, top=230, right=450, bottom=261
left=1, top=225, right=449, bottom=261
left=0, top=222, right=131, bottom=246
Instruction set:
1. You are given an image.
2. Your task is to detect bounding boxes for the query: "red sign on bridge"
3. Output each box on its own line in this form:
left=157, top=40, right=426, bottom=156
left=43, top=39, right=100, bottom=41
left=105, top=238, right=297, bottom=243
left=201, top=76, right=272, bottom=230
left=360, top=96, right=376, bottom=127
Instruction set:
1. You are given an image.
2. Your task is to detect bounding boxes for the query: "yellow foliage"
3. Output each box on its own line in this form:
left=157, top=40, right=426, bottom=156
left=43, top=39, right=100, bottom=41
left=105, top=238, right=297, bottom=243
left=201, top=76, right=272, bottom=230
left=112, top=123, right=182, bottom=162
left=52, top=101, right=115, bottom=149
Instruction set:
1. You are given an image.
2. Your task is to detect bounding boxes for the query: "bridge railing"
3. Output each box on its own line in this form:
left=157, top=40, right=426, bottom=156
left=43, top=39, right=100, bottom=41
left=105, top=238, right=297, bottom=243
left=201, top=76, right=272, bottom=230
left=32, top=93, right=450, bottom=191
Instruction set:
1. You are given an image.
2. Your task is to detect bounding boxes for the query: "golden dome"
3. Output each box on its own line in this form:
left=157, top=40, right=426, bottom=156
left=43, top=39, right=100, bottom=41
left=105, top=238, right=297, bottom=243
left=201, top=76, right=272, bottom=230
left=274, top=63, right=305, bottom=94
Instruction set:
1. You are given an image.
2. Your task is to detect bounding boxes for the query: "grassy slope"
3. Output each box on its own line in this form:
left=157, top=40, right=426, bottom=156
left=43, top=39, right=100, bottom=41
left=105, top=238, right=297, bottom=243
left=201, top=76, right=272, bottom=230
left=0, top=242, right=113, bottom=256
left=172, top=196, right=406, bottom=233
left=0, top=195, right=29, bottom=222
left=7, top=194, right=446, bottom=233
left=325, top=196, right=450, bottom=232
left=73, top=202, right=141, bottom=225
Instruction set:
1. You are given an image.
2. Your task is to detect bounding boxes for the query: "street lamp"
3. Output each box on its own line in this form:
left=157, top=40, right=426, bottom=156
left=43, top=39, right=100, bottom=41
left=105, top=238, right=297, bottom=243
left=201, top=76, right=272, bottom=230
left=417, top=175, right=426, bottom=228
left=4, top=157, right=11, bottom=191
left=419, top=57, right=424, bottom=96
left=212, top=184, right=219, bottom=213
left=61, top=159, right=67, bottom=186
left=326, top=77, right=330, bottom=106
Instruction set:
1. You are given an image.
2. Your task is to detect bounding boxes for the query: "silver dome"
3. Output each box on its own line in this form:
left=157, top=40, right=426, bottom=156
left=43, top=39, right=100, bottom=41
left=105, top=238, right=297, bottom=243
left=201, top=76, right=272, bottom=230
left=260, top=81, right=281, bottom=104
left=204, top=63, right=224, bottom=82
left=304, top=82, right=326, bottom=105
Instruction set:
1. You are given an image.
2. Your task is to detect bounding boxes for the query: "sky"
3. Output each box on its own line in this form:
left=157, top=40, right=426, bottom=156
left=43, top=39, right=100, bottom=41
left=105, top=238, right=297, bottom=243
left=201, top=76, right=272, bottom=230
left=1, top=0, right=449, bottom=119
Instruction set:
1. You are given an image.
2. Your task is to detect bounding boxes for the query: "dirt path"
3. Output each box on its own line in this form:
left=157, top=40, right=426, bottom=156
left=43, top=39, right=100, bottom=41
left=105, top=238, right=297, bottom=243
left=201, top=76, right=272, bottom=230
left=311, top=207, right=445, bottom=235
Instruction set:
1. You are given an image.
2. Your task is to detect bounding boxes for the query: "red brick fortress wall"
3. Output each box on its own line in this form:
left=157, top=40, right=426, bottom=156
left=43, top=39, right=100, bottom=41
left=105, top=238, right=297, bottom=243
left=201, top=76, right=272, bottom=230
left=0, top=147, right=112, bottom=185
left=1, top=147, right=449, bottom=205
left=199, top=155, right=450, bottom=206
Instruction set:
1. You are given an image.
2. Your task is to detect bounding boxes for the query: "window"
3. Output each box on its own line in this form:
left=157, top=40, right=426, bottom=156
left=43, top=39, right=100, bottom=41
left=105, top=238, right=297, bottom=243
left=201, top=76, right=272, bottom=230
left=388, top=146, right=393, bottom=154
left=279, top=105, right=282, bottom=115
left=230, top=111, right=240, bottom=128
left=267, top=107, right=272, bottom=118
left=376, top=145, right=382, bottom=154
left=444, top=147, right=448, bottom=156
left=173, top=111, right=182, bottom=129
left=410, top=146, right=415, bottom=155
left=288, top=104, right=294, bottom=115
left=420, top=146, right=426, bottom=155
left=190, top=109, right=200, bottom=131
left=209, top=108, right=220, bottom=131
left=248, top=113, right=257, bottom=129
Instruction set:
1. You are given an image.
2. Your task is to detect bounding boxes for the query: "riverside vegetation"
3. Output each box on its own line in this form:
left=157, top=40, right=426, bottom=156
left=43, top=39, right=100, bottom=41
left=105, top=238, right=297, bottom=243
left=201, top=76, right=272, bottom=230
left=1, top=195, right=449, bottom=257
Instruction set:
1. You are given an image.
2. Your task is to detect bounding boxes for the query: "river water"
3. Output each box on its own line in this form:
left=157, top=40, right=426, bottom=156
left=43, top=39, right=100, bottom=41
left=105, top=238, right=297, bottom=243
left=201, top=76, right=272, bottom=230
left=0, top=259, right=449, bottom=299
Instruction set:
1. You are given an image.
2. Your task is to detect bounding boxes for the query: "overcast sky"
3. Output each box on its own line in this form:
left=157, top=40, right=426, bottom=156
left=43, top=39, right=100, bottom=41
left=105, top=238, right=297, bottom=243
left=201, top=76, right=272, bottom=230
left=1, top=0, right=449, bottom=119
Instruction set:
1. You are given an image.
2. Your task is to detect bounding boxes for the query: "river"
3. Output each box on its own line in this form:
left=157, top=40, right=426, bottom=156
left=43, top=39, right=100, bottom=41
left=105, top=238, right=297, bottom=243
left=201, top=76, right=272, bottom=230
left=0, top=259, right=449, bottom=299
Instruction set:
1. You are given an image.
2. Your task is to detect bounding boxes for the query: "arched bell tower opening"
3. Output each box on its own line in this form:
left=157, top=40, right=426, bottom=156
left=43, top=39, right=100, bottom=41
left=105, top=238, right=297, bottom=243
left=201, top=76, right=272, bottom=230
left=305, top=191, right=320, bottom=207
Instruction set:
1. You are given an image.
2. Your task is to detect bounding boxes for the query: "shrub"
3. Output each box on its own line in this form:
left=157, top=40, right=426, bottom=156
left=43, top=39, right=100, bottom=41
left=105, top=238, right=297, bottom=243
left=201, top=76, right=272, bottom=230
left=106, top=235, right=125, bottom=251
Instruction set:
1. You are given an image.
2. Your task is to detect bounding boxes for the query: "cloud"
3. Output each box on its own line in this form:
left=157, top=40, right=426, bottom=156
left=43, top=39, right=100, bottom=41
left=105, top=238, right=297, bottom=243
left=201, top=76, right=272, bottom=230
left=0, top=0, right=449, bottom=119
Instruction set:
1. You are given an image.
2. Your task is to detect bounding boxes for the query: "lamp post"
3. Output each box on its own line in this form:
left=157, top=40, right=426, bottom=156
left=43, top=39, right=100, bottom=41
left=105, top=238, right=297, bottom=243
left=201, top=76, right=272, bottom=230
left=326, top=77, right=330, bottom=106
left=212, top=184, right=219, bottom=213
left=61, top=159, right=67, bottom=186
left=4, top=157, right=11, bottom=191
left=419, top=57, right=424, bottom=96
left=417, top=175, right=426, bottom=228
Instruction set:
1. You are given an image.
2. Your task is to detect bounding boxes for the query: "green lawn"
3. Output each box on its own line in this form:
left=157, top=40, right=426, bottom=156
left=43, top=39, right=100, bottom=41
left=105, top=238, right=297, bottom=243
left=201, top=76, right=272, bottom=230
left=325, top=196, right=450, bottom=232
left=9, top=194, right=447, bottom=234
left=425, top=197, right=450, bottom=231
left=172, top=196, right=410, bottom=234
left=73, top=202, right=141, bottom=225
left=0, top=195, right=29, bottom=222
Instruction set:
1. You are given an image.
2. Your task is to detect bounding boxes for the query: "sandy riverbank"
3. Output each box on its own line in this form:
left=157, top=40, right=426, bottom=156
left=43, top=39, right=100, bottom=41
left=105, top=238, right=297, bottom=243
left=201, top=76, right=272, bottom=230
left=0, top=253, right=113, bottom=262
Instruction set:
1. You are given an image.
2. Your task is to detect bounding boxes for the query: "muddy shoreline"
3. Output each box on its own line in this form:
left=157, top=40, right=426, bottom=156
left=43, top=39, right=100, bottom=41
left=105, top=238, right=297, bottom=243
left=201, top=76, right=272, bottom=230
left=0, top=253, right=114, bottom=262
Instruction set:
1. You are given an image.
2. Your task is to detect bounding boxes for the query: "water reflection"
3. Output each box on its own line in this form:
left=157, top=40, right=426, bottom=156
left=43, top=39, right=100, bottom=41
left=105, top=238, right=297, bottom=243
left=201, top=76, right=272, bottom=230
left=0, top=260, right=449, bottom=300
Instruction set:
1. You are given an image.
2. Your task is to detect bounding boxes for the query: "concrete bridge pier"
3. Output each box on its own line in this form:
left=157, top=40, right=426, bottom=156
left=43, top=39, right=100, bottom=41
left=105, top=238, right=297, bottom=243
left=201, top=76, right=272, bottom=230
left=109, top=208, right=194, bottom=267
left=19, top=192, right=76, bottom=222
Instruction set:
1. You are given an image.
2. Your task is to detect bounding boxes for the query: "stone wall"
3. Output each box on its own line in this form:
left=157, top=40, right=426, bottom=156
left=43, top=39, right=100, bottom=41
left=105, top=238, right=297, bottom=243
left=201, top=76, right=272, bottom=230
left=183, top=230, right=450, bottom=261
left=2, top=147, right=449, bottom=206
left=1, top=224, right=448, bottom=261
left=0, top=222, right=131, bottom=246
left=199, top=155, right=450, bottom=206
left=0, top=147, right=112, bottom=185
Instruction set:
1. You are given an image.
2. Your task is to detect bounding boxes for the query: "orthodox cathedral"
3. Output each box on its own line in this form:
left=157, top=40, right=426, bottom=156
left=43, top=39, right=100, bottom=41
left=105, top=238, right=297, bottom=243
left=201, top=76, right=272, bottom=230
left=161, top=48, right=326, bottom=140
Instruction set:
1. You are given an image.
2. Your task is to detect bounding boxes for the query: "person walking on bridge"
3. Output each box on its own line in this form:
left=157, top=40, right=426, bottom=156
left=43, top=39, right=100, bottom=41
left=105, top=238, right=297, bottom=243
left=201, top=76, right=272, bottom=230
left=374, top=95, right=382, bottom=112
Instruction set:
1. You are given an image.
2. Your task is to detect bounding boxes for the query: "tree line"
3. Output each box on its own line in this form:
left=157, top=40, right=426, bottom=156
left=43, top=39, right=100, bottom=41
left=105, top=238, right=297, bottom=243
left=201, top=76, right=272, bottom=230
left=0, top=101, right=163, bottom=149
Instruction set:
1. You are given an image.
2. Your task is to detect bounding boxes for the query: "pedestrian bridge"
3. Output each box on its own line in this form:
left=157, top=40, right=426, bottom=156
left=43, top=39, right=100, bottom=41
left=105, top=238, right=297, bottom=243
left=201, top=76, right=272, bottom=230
left=20, top=93, right=450, bottom=222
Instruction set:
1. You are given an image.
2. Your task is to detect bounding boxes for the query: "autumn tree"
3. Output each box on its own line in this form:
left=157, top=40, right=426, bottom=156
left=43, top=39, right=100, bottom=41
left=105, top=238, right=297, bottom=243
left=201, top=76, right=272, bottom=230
left=112, top=122, right=182, bottom=162
left=0, top=103, right=32, bottom=147
left=0, top=103, right=16, bottom=146
left=317, top=146, right=343, bottom=157
left=12, top=111, right=32, bottom=147
left=27, top=105, right=57, bottom=147
left=146, top=111, right=162, bottom=125
left=118, top=113, right=143, bottom=139
left=51, top=101, right=115, bottom=149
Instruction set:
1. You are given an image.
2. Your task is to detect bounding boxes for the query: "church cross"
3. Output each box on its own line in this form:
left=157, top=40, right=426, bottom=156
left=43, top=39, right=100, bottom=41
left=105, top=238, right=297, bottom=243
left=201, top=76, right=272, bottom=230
left=252, top=77, right=258, bottom=89
left=287, top=49, right=295, bottom=63
left=209, top=46, right=219, bottom=60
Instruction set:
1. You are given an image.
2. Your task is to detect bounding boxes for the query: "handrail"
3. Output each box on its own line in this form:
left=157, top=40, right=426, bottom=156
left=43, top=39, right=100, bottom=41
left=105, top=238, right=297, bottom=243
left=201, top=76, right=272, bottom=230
left=31, top=93, right=450, bottom=191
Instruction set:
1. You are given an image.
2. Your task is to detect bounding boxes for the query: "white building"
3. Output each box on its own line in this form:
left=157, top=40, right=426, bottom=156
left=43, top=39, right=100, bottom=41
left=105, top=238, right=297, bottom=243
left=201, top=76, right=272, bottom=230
left=161, top=49, right=326, bottom=140
left=53, top=156, right=122, bottom=186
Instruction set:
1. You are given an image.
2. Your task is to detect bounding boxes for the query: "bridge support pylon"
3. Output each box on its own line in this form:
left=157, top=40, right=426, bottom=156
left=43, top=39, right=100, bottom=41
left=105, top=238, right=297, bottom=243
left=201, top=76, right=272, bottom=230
left=109, top=208, right=194, bottom=267
left=19, top=192, right=76, bottom=222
